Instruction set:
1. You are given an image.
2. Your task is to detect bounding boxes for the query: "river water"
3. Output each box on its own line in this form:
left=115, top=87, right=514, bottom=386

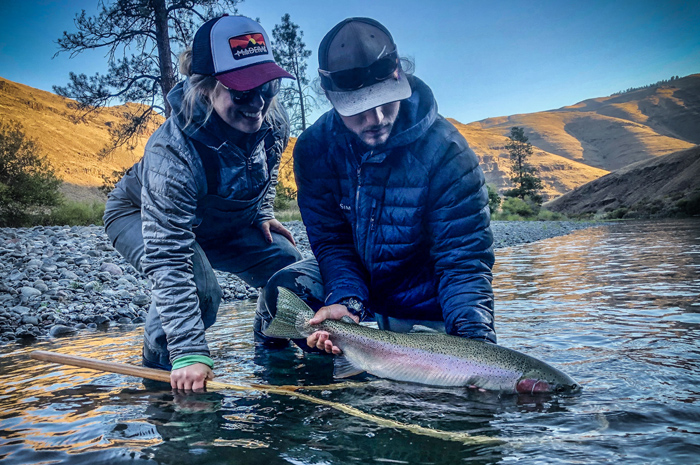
left=1, top=219, right=698, bottom=464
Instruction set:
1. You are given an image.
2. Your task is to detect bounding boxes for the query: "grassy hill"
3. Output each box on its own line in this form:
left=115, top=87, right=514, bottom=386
left=447, top=118, right=610, bottom=200
left=545, top=145, right=700, bottom=218
left=0, top=77, right=161, bottom=202
left=463, top=74, right=699, bottom=193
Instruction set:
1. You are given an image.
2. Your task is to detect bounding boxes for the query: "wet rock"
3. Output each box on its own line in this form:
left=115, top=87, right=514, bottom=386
left=91, top=315, right=110, bottom=325
left=49, top=324, right=77, bottom=337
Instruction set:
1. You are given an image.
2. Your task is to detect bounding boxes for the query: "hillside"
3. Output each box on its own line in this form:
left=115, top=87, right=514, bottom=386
left=0, top=77, right=161, bottom=202
left=448, top=119, right=609, bottom=200
left=465, top=74, right=699, bottom=181
left=545, top=145, right=700, bottom=217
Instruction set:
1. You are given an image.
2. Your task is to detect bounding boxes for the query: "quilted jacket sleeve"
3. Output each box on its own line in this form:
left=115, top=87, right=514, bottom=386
left=426, top=124, right=496, bottom=343
left=139, top=130, right=210, bottom=362
left=294, top=128, right=370, bottom=306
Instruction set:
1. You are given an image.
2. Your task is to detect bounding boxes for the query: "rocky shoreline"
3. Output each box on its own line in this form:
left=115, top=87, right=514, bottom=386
left=0, top=221, right=602, bottom=343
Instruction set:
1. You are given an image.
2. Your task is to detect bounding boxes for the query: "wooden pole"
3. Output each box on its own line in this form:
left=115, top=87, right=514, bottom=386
left=29, top=350, right=499, bottom=445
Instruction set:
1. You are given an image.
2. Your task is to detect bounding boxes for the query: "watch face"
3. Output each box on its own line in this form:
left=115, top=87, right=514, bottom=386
left=342, top=298, right=364, bottom=316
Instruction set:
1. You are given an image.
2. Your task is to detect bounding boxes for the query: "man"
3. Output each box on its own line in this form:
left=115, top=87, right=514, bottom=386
left=256, top=17, right=495, bottom=352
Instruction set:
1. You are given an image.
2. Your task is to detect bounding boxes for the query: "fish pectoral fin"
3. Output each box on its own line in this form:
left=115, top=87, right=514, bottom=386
left=333, top=355, right=365, bottom=379
left=340, top=316, right=358, bottom=325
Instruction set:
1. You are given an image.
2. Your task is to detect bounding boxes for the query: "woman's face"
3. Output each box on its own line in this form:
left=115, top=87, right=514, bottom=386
left=210, top=82, right=273, bottom=133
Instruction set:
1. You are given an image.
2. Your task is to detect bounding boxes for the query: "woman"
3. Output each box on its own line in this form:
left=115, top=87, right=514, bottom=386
left=103, top=15, right=301, bottom=391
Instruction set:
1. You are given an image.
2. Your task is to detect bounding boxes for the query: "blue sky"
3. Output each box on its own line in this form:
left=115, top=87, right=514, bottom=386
left=1, top=0, right=698, bottom=125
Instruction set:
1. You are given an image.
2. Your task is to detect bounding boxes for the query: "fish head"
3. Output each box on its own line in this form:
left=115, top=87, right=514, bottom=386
left=516, top=368, right=581, bottom=394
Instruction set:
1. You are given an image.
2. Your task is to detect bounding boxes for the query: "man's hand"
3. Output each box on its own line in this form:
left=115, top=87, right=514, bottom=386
left=307, top=304, right=360, bottom=354
left=170, top=362, right=214, bottom=391
left=259, top=219, right=296, bottom=245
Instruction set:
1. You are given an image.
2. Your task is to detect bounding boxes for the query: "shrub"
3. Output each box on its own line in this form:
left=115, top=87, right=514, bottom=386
left=676, top=191, right=700, bottom=216
left=274, top=183, right=297, bottom=212
left=536, top=209, right=566, bottom=221
left=608, top=207, right=629, bottom=219
left=274, top=198, right=302, bottom=222
left=501, top=196, right=535, bottom=217
left=487, top=184, right=501, bottom=213
left=43, top=200, right=106, bottom=226
left=0, top=120, right=63, bottom=226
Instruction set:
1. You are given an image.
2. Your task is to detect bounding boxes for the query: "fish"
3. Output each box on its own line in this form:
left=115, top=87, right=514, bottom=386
left=264, top=287, right=581, bottom=394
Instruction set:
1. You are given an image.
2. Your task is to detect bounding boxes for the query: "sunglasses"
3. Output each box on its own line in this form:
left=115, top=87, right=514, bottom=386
left=319, top=49, right=400, bottom=91
left=225, top=79, right=281, bottom=105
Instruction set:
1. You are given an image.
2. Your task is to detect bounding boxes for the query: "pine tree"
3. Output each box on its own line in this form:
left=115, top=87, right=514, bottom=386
left=271, top=13, right=318, bottom=136
left=54, top=0, right=239, bottom=156
left=504, top=127, right=543, bottom=204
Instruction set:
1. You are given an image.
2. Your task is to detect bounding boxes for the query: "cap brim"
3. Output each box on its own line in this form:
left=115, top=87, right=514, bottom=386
left=325, top=70, right=412, bottom=117
left=216, top=62, right=295, bottom=91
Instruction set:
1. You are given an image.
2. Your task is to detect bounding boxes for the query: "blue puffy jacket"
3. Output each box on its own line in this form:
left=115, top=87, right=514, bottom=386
left=294, top=76, right=496, bottom=342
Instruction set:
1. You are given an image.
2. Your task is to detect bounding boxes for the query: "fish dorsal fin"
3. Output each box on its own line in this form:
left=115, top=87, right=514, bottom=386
left=340, top=316, right=358, bottom=325
left=333, top=354, right=365, bottom=379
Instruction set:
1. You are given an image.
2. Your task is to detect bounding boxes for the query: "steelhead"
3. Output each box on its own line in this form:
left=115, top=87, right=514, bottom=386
left=264, top=287, right=581, bottom=394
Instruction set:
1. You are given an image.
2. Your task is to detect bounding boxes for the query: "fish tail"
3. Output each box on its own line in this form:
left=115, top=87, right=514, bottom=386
left=262, top=287, right=315, bottom=339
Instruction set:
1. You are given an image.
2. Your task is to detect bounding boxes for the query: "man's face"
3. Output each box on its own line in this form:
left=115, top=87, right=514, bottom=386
left=339, top=101, right=401, bottom=147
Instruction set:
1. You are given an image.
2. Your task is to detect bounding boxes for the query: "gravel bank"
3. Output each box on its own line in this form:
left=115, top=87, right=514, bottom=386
left=0, top=221, right=602, bottom=343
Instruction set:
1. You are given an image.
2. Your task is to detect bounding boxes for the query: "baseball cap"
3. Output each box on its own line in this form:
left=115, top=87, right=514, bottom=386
left=318, top=17, right=412, bottom=116
left=192, top=15, right=294, bottom=91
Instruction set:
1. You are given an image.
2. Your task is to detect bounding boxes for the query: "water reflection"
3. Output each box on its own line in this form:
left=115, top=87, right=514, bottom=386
left=1, top=219, right=699, bottom=464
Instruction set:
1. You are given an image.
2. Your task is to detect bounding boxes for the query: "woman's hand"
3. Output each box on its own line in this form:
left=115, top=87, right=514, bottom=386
left=170, top=362, right=214, bottom=391
left=306, top=304, right=360, bottom=354
left=259, top=219, right=296, bottom=245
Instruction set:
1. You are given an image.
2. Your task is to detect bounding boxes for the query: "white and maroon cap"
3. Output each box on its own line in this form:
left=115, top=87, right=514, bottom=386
left=192, top=15, right=294, bottom=91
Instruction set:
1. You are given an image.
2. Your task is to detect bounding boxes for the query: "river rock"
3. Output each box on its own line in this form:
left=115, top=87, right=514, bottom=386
left=21, top=315, right=39, bottom=326
left=20, top=287, right=42, bottom=298
left=132, top=293, right=150, bottom=306
left=49, top=324, right=77, bottom=337
left=100, top=263, right=123, bottom=276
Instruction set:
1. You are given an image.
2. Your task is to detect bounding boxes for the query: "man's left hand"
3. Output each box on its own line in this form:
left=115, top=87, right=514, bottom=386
left=259, top=219, right=296, bottom=245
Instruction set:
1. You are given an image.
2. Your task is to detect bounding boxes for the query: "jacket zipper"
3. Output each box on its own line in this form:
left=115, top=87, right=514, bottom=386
left=354, top=164, right=362, bottom=249
left=355, top=151, right=378, bottom=268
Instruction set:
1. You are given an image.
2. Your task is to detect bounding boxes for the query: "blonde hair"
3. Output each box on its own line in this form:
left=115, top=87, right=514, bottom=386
left=177, top=47, right=283, bottom=130
left=178, top=48, right=218, bottom=128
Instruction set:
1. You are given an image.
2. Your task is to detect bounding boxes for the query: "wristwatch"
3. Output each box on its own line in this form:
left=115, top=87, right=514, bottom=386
left=339, top=297, right=367, bottom=321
